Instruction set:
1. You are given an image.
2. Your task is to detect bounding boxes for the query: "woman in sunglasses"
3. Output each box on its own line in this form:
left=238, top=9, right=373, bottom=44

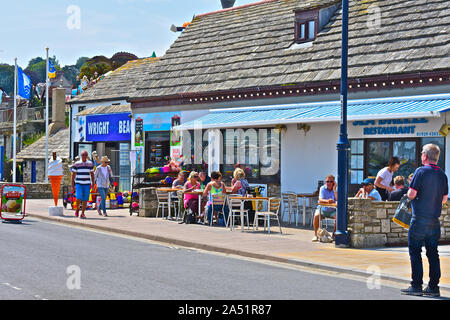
left=183, top=172, right=202, bottom=220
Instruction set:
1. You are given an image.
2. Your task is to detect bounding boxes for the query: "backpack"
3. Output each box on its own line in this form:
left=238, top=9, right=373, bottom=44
left=392, top=194, right=412, bottom=230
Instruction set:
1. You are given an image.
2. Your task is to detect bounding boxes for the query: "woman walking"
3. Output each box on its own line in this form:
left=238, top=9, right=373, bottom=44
left=94, top=156, right=113, bottom=217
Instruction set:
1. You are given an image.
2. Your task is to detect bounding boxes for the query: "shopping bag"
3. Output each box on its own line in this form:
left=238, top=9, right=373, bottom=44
left=392, top=194, right=412, bottom=230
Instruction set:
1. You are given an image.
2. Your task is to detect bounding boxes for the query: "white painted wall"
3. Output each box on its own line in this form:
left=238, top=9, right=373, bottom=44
left=281, top=114, right=450, bottom=194
left=281, top=122, right=339, bottom=194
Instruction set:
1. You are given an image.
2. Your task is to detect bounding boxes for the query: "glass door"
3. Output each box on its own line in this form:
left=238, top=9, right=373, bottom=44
left=393, top=140, right=417, bottom=179
left=366, top=139, right=419, bottom=182
left=366, top=141, right=390, bottom=178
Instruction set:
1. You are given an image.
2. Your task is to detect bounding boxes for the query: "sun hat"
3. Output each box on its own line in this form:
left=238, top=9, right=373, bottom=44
left=101, top=156, right=110, bottom=163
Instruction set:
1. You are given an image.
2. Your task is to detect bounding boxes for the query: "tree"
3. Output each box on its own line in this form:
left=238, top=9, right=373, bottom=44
left=0, top=64, right=14, bottom=96
left=75, top=57, right=89, bottom=70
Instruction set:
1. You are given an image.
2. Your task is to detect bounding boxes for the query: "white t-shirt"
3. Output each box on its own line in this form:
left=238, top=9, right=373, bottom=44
left=376, top=167, right=393, bottom=188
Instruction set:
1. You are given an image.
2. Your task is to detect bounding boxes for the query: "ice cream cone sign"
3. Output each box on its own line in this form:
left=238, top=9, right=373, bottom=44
left=48, top=152, right=64, bottom=206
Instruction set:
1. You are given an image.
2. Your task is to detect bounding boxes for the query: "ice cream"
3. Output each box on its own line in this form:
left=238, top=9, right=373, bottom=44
left=48, top=157, right=63, bottom=176
left=48, top=156, right=64, bottom=206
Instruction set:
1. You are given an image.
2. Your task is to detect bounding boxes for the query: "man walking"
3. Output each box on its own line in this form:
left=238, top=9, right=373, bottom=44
left=401, top=144, right=448, bottom=297
left=71, top=150, right=95, bottom=219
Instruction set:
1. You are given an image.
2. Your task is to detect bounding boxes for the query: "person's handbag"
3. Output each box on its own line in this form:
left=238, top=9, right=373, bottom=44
left=392, top=194, right=412, bottom=230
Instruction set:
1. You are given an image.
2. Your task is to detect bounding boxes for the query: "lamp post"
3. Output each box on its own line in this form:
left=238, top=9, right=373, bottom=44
left=335, top=0, right=350, bottom=247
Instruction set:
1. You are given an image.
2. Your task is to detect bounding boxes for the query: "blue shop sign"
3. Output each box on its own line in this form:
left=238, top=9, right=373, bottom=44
left=86, top=113, right=131, bottom=142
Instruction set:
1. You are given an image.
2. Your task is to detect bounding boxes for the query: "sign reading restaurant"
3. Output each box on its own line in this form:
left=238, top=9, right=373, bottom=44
left=351, top=118, right=441, bottom=136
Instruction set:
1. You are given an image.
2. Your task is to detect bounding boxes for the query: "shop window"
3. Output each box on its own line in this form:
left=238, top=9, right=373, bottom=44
left=183, top=128, right=280, bottom=184
left=350, top=139, right=364, bottom=185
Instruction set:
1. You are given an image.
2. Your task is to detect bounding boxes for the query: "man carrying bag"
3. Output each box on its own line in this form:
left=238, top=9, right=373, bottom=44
left=401, top=144, right=448, bottom=297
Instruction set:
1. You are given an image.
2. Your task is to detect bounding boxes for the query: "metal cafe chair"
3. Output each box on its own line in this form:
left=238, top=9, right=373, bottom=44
left=281, top=192, right=291, bottom=224
left=227, top=196, right=250, bottom=231
left=287, top=193, right=300, bottom=226
left=155, top=188, right=177, bottom=219
left=209, top=194, right=228, bottom=227
left=254, top=197, right=282, bottom=234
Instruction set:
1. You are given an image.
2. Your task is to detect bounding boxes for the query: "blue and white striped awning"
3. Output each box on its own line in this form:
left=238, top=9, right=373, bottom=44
left=174, top=94, right=450, bottom=130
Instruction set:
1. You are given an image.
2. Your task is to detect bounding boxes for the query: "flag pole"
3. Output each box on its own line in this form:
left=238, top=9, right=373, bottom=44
left=13, top=58, right=17, bottom=183
left=45, top=48, right=49, bottom=183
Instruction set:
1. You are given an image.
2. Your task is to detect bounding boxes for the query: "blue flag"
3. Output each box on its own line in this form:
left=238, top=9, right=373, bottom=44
left=17, top=67, right=31, bottom=99
left=0, top=89, right=3, bottom=104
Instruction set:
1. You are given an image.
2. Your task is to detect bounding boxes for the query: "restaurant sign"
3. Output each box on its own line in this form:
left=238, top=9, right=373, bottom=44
left=353, top=118, right=429, bottom=136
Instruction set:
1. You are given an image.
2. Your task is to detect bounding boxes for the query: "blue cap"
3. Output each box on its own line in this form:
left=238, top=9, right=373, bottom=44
left=361, top=178, right=375, bottom=185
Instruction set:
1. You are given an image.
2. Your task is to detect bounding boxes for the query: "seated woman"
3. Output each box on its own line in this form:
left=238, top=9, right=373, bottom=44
left=230, top=168, right=254, bottom=223
left=183, top=172, right=202, bottom=220
left=203, top=171, right=229, bottom=225
left=230, top=168, right=249, bottom=196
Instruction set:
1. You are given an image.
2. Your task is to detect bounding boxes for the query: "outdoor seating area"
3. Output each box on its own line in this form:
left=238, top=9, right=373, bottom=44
left=150, top=185, right=323, bottom=235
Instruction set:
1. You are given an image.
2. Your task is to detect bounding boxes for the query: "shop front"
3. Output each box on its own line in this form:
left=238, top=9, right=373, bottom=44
left=175, top=94, right=450, bottom=196
left=74, top=112, right=132, bottom=191
left=133, top=110, right=208, bottom=174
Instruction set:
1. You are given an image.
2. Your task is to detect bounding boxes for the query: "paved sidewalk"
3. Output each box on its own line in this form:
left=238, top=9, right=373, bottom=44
left=19, top=199, right=450, bottom=289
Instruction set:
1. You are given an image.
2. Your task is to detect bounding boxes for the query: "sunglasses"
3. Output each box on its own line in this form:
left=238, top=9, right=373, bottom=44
left=193, top=176, right=199, bottom=178
left=325, top=181, right=334, bottom=183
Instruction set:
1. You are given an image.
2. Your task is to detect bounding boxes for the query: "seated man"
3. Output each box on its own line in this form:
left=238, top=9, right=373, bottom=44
left=355, top=178, right=382, bottom=201
left=387, top=176, right=408, bottom=201
left=312, top=174, right=337, bottom=242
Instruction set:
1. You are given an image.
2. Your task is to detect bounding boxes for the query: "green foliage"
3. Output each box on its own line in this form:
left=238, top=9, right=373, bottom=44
left=22, top=131, right=45, bottom=147
left=0, top=64, right=14, bottom=96
left=79, top=62, right=112, bottom=80
left=75, top=57, right=89, bottom=69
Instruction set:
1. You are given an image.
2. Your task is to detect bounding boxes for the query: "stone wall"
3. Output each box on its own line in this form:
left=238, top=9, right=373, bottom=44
left=0, top=181, right=64, bottom=199
left=22, top=160, right=71, bottom=184
left=348, top=197, right=450, bottom=248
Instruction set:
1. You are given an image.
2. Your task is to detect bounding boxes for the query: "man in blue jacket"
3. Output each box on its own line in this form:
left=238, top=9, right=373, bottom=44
left=401, top=144, right=448, bottom=297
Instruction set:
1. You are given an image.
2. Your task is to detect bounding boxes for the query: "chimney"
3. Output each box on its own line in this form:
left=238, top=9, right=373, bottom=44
left=221, top=0, right=236, bottom=9
left=49, top=87, right=67, bottom=134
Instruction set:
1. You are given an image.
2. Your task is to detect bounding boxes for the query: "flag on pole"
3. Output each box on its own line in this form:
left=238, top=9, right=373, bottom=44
left=48, top=59, right=56, bottom=79
left=0, top=88, right=3, bottom=104
left=17, top=67, right=31, bottom=99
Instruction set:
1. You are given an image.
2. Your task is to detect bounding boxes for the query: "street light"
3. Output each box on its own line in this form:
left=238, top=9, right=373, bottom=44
left=335, top=0, right=350, bottom=248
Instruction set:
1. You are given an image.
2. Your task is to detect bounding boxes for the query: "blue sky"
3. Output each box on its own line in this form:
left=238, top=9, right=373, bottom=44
left=0, top=0, right=258, bottom=67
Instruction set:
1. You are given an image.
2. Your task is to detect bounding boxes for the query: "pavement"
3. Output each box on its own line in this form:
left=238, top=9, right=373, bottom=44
left=17, top=199, right=450, bottom=290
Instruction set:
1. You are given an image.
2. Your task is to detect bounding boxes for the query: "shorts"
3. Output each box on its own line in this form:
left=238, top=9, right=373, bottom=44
left=75, top=184, right=91, bottom=202
left=315, top=206, right=336, bottom=218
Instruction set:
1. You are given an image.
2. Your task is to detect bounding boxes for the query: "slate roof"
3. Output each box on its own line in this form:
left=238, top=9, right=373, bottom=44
left=16, top=129, right=70, bottom=161
left=69, top=57, right=160, bottom=103
left=131, top=0, right=450, bottom=100
left=76, top=103, right=131, bottom=116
